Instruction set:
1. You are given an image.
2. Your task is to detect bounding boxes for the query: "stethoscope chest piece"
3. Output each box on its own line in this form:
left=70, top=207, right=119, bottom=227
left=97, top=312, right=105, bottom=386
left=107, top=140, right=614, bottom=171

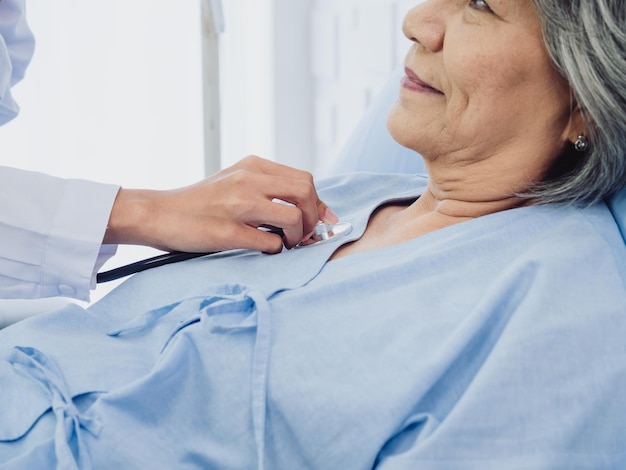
left=296, top=221, right=353, bottom=248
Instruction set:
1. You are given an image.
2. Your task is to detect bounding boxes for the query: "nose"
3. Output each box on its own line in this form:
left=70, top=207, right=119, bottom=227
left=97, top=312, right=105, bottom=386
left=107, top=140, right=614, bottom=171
left=402, top=1, right=445, bottom=53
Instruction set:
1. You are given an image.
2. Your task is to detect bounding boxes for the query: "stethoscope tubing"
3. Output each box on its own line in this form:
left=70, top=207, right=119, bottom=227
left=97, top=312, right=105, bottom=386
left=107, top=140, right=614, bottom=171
left=96, top=222, right=352, bottom=284
left=96, top=251, right=215, bottom=283
left=96, top=227, right=286, bottom=284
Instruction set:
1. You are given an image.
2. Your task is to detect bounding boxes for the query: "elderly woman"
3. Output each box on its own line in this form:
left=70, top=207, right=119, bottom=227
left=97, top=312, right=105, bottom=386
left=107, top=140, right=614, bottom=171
left=1, top=0, right=626, bottom=468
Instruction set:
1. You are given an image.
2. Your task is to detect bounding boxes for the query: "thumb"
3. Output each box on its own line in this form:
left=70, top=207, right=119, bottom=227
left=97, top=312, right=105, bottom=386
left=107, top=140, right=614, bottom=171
left=317, top=200, right=339, bottom=224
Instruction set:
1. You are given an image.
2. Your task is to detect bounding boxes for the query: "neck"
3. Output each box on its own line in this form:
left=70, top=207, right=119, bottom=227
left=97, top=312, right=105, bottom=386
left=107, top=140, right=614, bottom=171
left=412, top=148, right=545, bottom=220
left=328, top=155, right=539, bottom=261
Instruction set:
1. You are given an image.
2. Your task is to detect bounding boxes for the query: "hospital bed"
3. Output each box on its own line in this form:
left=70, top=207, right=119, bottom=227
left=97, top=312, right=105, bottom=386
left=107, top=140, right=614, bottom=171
left=2, top=66, right=625, bottom=329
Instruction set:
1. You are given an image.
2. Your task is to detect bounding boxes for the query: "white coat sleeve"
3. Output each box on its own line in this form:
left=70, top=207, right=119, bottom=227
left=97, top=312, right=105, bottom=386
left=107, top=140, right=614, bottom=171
left=0, top=0, right=35, bottom=125
left=0, top=166, right=120, bottom=301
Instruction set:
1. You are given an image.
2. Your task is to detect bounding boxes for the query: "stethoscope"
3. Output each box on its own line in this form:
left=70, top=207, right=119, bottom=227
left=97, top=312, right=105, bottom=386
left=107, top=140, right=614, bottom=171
left=96, top=221, right=353, bottom=283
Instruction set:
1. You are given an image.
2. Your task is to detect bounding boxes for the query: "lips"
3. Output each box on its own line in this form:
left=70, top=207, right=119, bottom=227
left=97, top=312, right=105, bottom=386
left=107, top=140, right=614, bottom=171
left=401, top=67, right=442, bottom=94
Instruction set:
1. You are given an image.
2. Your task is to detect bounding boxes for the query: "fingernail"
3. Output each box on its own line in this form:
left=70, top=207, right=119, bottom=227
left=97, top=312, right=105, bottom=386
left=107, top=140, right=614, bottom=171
left=324, top=207, right=339, bottom=224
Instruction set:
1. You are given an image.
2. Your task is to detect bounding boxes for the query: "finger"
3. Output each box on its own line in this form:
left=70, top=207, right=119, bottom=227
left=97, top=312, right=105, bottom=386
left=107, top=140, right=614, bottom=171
left=255, top=175, right=322, bottom=234
left=260, top=165, right=339, bottom=225
left=273, top=183, right=338, bottom=227
left=241, top=199, right=306, bottom=248
left=317, top=200, right=339, bottom=224
left=208, top=166, right=317, bottom=227
left=211, top=222, right=285, bottom=254
left=219, top=158, right=340, bottom=236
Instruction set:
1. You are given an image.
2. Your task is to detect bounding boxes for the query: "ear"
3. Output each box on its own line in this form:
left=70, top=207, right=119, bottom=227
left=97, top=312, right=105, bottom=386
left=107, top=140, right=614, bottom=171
left=563, top=104, right=587, bottom=145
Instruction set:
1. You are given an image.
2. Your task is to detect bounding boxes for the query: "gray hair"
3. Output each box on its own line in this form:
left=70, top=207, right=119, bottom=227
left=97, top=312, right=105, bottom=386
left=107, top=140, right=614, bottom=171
left=524, top=0, right=626, bottom=205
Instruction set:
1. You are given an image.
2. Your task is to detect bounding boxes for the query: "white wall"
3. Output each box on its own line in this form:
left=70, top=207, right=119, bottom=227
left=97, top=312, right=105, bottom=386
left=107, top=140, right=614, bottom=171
left=0, top=1, right=205, bottom=188
left=220, top=0, right=417, bottom=174
left=218, top=0, right=276, bottom=168
left=0, top=1, right=206, bottom=301
left=218, top=0, right=315, bottom=172
left=311, top=0, right=417, bottom=175
left=1, top=0, right=417, bottom=182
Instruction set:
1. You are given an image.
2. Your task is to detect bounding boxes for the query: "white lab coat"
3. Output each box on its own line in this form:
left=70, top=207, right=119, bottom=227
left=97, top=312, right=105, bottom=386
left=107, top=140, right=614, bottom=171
left=0, top=166, right=119, bottom=301
left=0, top=0, right=119, bottom=302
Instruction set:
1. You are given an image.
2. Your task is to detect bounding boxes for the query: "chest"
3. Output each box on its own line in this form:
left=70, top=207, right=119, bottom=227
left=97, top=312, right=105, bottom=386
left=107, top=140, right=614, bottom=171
left=329, top=202, right=467, bottom=261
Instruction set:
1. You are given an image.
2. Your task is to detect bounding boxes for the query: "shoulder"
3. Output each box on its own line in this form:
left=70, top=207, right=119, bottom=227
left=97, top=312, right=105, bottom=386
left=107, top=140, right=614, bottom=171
left=501, top=202, right=626, bottom=308
left=315, top=172, right=428, bottom=214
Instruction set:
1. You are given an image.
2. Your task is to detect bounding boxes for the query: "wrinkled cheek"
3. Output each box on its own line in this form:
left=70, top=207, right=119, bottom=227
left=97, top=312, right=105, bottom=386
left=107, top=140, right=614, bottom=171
left=442, top=86, right=500, bottom=143
left=445, top=64, right=525, bottom=134
left=442, top=93, right=469, bottom=130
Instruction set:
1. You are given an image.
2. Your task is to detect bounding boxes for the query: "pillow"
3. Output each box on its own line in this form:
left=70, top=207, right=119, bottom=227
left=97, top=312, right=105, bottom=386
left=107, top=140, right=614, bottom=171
left=607, top=188, right=626, bottom=243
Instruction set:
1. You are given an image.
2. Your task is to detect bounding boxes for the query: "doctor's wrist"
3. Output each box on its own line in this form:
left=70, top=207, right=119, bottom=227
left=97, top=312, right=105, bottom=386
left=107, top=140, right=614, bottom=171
left=103, top=188, right=159, bottom=247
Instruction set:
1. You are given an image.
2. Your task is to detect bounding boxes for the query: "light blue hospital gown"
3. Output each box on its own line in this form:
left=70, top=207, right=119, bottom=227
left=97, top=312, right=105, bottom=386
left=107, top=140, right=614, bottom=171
left=1, top=173, right=626, bottom=469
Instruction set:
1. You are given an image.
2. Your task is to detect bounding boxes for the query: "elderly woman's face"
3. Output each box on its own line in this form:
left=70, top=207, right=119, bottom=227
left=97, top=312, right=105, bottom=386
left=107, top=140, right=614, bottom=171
left=388, top=0, right=574, bottom=171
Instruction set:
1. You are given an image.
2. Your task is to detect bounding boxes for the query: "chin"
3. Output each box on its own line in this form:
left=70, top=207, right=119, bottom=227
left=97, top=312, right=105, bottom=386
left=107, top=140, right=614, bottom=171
left=386, top=102, right=429, bottom=155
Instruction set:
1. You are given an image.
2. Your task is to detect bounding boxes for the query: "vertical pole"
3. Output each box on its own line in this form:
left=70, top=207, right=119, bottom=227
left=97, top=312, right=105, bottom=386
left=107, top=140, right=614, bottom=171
left=273, top=0, right=314, bottom=171
left=201, top=0, right=223, bottom=176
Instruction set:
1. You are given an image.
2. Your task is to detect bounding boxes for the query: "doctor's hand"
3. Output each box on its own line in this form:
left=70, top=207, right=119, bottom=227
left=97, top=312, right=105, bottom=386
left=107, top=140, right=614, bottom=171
left=103, top=156, right=339, bottom=253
